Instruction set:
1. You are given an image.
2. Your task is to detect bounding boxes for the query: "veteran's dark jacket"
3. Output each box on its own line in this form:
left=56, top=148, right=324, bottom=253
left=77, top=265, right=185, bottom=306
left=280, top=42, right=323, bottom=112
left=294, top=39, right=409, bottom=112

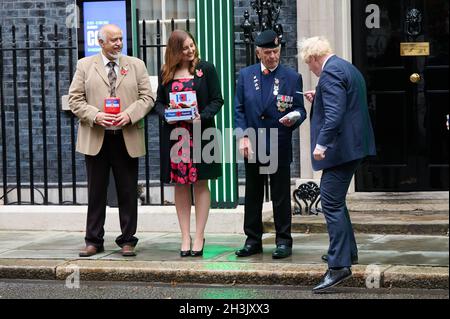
left=234, top=63, right=306, bottom=165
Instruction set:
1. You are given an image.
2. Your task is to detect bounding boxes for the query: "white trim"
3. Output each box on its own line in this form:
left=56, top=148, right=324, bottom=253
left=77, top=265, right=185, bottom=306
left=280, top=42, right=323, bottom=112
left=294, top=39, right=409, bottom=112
left=297, top=0, right=353, bottom=184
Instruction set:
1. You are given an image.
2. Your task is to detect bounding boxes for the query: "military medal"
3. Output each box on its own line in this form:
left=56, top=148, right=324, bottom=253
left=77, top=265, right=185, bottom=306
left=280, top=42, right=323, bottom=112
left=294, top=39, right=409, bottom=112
left=277, top=95, right=294, bottom=112
left=273, top=78, right=280, bottom=96
left=277, top=95, right=285, bottom=112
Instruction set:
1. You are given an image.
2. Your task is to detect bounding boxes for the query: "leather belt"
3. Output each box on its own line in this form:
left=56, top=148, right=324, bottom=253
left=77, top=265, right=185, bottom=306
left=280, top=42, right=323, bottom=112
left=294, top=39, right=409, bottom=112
left=104, top=130, right=122, bottom=135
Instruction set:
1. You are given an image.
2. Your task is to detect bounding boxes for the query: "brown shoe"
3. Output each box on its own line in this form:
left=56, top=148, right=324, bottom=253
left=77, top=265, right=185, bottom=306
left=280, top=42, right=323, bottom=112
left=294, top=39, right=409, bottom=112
left=121, top=245, right=136, bottom=257
left=79, top=245, right=104, bottom=257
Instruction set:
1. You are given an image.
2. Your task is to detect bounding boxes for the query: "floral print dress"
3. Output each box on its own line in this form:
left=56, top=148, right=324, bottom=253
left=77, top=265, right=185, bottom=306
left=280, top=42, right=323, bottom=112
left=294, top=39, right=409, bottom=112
left=169, top=78, right=198, bottom=184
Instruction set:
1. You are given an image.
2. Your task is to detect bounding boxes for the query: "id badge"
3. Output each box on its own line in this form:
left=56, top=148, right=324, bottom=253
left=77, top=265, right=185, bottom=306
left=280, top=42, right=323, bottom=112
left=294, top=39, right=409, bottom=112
left=104, top=97, right=121, bottom=114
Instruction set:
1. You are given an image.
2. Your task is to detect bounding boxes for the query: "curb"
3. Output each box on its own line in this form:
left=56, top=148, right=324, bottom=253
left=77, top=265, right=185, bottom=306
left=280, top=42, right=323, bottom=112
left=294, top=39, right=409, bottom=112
left=1, top=259, right=448, bottom=290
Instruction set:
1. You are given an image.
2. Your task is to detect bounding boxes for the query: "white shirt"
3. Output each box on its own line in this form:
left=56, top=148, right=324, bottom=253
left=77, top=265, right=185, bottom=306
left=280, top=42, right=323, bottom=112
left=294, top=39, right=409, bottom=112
left=322, top=54, right=335, bottom=71
left=261, top=63, right=278, bottom=73
left=100, top=53, right=120, bottom=130
left=101, top=52, right=119, bottom=77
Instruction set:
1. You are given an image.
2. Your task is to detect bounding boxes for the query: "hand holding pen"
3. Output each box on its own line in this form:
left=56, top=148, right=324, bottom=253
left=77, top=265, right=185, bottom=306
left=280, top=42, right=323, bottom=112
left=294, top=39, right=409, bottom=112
left=304, top=90, right=316, bottom=103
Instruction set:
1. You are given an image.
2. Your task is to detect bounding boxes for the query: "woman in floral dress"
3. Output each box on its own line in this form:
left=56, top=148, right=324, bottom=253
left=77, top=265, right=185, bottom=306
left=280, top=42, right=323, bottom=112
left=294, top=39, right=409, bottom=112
left=154, top=30, right=223, bottom=257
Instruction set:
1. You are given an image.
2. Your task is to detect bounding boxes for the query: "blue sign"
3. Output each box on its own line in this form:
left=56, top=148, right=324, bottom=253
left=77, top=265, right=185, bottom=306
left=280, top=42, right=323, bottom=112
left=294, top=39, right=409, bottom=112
left=83, top=1, right=128, bottom=56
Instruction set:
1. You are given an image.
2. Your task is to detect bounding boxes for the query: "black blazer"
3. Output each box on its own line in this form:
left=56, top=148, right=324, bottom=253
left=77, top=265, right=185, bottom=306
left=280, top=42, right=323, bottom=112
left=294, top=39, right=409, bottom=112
left=153, top=60, right=224, bottom=182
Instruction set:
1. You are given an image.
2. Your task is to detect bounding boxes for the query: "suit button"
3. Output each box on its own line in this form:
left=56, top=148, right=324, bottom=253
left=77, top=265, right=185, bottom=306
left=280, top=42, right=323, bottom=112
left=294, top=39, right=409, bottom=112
left=261, top=115, right=265, bottom=120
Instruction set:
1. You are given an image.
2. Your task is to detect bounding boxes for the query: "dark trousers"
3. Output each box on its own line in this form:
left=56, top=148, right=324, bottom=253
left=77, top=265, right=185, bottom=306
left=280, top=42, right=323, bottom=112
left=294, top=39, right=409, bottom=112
left=244, top=163, right=292, bottom=247
left=320, top=159, right=362, bottom=268
left=85, top=133, right=139, bottom=248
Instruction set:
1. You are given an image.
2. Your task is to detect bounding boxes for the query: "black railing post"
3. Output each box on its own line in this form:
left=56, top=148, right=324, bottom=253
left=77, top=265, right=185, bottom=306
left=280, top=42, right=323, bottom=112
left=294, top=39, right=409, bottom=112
left=136, top=9, right=141, bottom=59
left=156, top=20, right=165, bottom=205
left=68, top=27, right=77, bottom=204
left=0, top=26, right=7, bottom=204
left=241, top=10, right=255, bottom=66
left=12, top=26, right=21, bottom=205
left=54, top=24, right=63, bottom=204
left=25, top=25, right=35, bottom=204
left=142, top=19, right=150, bottom=205
left=39, top=25, right=49, bottom=204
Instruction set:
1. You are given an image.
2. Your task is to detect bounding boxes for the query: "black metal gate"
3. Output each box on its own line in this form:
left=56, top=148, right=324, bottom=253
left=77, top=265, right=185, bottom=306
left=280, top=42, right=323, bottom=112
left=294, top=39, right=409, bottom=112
left=0, top=24, right=78, bottom=205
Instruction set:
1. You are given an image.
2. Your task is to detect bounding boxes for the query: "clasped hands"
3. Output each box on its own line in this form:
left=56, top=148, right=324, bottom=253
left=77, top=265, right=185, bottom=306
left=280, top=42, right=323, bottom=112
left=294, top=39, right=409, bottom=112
left=95, top=112, right=131, bottom=127
left=239, top=137, right=254, bottom=160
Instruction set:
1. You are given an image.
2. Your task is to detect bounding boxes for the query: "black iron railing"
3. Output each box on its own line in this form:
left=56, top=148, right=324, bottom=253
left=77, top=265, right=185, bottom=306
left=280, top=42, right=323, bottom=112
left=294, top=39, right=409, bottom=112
left=0, top=24, right=77, bottom=205
left=0, top=19, right=195, bottom=206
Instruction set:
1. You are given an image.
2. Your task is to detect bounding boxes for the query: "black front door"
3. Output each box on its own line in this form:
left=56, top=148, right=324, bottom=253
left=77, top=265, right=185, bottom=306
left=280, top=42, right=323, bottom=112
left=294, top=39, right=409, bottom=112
left=352, top=0, right=449, bottom=191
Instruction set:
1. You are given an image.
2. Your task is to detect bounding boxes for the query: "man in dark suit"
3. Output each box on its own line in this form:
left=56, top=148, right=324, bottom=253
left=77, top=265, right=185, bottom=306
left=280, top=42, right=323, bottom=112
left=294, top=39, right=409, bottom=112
left=69, top=24, right=154, bottom=257
left=299, top=36, right=376, bottom=292
left=234, top=30, right=307, bottom=259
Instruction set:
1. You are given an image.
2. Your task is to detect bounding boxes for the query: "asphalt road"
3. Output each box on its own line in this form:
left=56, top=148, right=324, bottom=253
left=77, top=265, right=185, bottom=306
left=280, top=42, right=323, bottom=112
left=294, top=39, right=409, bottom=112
left=0, top=279, right=448, bottom=300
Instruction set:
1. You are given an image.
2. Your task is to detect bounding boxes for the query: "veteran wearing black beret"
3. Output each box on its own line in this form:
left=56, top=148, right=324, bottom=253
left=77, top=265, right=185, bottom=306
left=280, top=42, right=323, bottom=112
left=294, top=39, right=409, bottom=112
left=255, top=29, right=280, bottom=48
left=234, top=30, right=307, bottom=259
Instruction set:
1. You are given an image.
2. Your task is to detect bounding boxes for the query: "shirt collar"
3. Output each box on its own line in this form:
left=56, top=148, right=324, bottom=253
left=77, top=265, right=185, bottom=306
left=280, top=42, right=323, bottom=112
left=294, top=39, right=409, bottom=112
left=322, top=54, right=335, bottom=70
left=261, top=63, right=278, bottom=73
left=101, top=52, right=119, bottom=67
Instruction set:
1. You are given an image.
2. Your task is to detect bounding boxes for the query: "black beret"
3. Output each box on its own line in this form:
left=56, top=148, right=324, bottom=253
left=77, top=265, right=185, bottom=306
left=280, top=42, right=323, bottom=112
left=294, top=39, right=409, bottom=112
left=255, top=30, right=280, bottom=48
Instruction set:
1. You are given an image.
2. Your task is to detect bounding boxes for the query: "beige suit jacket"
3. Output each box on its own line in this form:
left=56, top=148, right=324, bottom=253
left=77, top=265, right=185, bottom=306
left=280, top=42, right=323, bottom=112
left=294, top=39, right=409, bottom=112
left=68, top=54, right=155, bottom=157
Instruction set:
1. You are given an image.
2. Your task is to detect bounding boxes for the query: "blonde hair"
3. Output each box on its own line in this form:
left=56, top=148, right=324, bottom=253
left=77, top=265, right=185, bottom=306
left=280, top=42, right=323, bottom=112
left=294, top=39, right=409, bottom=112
left=298, top=36, right=333, bottom=63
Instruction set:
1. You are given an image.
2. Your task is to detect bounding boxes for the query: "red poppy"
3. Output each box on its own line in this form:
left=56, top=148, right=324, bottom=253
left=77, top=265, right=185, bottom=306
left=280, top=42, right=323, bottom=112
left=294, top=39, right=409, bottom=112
left=196, top=69, right=204, bottom=78
left=171, top=82, right=183, bottom=92
left=120, top=67, right=128, bottom=75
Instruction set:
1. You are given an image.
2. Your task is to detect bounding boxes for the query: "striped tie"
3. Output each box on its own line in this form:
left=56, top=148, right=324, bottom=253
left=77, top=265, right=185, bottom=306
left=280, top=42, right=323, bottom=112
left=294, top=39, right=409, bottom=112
left=107, top=61, right=117, bottom=97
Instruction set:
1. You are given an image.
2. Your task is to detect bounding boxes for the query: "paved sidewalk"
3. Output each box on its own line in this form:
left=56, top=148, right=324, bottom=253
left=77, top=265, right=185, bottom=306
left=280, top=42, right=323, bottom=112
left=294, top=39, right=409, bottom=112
left=0, top=231, right=448, bottom=289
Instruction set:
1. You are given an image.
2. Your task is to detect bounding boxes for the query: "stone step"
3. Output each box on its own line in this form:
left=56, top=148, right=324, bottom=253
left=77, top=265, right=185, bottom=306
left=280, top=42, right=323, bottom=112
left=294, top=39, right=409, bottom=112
left=345, top=192, right=449, bottom=212
left=263, top=210, right=449, bottom=235
left=273, top=191, right=449, bottom=235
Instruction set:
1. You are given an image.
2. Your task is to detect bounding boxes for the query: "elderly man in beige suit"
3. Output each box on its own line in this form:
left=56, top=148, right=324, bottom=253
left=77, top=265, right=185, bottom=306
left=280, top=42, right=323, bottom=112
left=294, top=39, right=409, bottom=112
left=69, top=24, right=154, bottom=257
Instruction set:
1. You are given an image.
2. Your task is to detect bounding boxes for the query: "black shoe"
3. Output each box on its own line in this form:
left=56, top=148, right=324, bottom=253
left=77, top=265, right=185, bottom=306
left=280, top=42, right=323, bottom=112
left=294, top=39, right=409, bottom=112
left=312, top=267, right=352, bottom=293
left=180, top=236, right=192, bottom=257
left=235, top=244, right=263, bottom=257
left=191, top=238, right=205, bottom=257
left=272, top=245, right=292, bottom=259
left=180, top=250, right=191, bottom=257
left=321, top=254, right=359, bottom=265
